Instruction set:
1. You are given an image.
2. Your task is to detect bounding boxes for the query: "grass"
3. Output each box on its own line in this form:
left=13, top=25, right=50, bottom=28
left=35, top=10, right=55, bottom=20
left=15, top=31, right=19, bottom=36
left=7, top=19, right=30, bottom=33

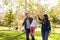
left=0, top=30, right=60, bottom=40
left=0, top=30, right=25, bottom=40
left=0, top=26, right=60, bottom=40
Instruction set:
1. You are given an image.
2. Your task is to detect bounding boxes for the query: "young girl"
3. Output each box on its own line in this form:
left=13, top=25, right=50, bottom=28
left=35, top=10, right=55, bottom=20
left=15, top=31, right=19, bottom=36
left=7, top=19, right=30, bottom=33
left=30, top=15, right=37, bottom=40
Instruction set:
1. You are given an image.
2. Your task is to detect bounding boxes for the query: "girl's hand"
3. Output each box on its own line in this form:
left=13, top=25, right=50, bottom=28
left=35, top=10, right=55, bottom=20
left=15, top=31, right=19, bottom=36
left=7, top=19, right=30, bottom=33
left=36, top=15, right=39, bottom=18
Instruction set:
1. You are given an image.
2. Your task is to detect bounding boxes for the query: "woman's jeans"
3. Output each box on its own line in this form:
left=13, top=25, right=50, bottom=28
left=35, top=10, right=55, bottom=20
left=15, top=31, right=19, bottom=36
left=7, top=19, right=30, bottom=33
left=26, top=29, right=35, bottom=40
left=42, top=31, right=49, bottom=40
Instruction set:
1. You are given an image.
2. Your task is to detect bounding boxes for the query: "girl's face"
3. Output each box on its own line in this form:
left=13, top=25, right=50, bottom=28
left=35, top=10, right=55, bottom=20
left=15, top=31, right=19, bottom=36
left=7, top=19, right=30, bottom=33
left=33, top=16, right=35, bottom=19
left=32, top=15, right=36, bottom=19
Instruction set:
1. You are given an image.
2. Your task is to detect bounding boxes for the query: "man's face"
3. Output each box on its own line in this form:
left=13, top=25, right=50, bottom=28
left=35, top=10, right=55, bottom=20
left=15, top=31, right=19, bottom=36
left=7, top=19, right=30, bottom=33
left=26, top=13, right=30, bottom=18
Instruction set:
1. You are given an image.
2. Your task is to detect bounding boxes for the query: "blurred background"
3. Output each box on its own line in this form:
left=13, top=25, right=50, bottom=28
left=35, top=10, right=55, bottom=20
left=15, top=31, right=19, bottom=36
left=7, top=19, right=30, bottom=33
left=0, top=0, right=60, bottom=40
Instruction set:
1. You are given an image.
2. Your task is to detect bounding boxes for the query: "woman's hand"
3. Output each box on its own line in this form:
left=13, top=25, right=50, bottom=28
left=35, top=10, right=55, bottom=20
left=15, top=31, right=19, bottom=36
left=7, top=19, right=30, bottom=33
left=48, top=31, right=51, bottom=36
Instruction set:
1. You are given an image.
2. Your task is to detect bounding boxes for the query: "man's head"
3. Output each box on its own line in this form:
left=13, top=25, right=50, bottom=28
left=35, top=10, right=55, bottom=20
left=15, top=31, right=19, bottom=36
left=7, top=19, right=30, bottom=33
left=26, top=13, right=30, bottom=18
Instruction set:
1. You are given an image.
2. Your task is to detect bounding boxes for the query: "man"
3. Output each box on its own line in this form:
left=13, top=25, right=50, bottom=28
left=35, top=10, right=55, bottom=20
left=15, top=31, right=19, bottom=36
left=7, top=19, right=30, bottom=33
left=23, top=13, right=34, bottom=40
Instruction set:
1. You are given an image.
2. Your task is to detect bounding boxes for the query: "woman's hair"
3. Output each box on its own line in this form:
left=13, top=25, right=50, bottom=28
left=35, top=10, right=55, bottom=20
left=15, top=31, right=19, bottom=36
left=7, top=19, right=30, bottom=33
left=44, top=14, right=48, bottom=20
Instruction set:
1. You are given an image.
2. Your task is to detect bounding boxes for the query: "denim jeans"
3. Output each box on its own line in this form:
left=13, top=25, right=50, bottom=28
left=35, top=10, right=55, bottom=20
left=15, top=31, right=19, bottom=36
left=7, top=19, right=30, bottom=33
left=42, top=31, right=49, bottom=40
left=26, top=29, right=30, bottom=40
left=25, top=29, right=35, bottom=40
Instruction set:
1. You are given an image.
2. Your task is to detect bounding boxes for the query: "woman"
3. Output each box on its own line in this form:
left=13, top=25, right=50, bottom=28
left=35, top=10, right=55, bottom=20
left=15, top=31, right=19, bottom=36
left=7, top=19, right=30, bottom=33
left=38, top=14, right=51, bottom=40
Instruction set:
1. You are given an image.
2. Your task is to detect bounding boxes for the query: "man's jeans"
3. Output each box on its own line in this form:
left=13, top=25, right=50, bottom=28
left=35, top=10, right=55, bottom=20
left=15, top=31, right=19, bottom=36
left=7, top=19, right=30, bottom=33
left=42, top=31, right=49, bottom=40
left=26, top=29, right=30, bottom=40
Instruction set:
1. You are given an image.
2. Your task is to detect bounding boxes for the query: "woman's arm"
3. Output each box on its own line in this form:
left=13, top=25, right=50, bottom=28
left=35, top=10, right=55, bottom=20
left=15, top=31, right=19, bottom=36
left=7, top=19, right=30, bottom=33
left=48, top=20, right=51, bottom=36
left=37, top=15, right=42, bottom=21
left=48, top=21, right=51, bottom=31
left=38, top=18, right=42, bottom=21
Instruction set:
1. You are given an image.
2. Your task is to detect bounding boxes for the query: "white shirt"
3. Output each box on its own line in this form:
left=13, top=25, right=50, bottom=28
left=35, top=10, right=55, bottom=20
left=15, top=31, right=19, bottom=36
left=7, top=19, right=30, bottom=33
left=30, top=20, right=37, bottom=28
left=26, top=19, right=30, bottom=29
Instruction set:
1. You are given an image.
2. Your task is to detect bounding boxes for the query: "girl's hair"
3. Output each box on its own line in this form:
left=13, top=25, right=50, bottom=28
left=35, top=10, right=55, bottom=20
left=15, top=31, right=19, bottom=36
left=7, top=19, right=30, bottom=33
left=44, top=14, right=48, bottom=20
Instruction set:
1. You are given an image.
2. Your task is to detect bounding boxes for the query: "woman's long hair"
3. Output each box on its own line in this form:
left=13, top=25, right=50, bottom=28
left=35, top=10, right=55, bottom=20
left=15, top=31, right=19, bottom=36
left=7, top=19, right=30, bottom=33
left=44, top=14, right=48, bottom=20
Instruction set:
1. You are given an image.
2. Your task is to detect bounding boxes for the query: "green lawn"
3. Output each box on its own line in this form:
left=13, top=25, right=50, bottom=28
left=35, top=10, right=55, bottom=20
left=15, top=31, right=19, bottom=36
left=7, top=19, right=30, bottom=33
left=0, top=27, right=60, bottom=40
left=0, top=30, right=60, bottom=40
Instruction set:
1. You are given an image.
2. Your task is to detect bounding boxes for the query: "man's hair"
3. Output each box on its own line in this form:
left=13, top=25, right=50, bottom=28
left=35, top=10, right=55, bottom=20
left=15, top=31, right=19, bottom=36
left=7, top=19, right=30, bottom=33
left=25, top=13, right=29, bottom=16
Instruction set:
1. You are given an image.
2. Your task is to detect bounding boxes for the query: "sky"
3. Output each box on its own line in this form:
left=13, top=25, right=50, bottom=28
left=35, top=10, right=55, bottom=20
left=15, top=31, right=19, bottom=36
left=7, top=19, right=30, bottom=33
left=32, top=0, right=58, bottom=9
left=0, top=0, right=59, bottom=14
left=40, top=0, right=58, bottom=9
left=0, top=0, right=19, bottom=13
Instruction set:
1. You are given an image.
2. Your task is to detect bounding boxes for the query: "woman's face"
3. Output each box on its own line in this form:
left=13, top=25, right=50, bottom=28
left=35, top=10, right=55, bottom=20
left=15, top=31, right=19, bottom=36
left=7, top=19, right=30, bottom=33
left=43, top=16, right=45, bottom=20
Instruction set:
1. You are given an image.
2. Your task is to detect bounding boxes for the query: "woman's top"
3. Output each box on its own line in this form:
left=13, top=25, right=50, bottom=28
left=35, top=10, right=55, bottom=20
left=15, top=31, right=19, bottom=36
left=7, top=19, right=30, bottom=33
left=39, top=18, right=51, bottom=32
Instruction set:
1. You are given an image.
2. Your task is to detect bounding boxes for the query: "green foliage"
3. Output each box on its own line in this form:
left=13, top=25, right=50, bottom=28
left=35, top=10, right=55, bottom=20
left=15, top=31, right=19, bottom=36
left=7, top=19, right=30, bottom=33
left=3, top=0, right=10, bottom=5
left=48, top=6, right=60, bottom=24
left=49, top=13, right=60, bottom=24
left=52, top=16, right=60, bottom=24
left=0, top=20, right=2, bottom=26
left=17, top=0, right=45, bottom=15
left=5, top=9, right=15, bottom=26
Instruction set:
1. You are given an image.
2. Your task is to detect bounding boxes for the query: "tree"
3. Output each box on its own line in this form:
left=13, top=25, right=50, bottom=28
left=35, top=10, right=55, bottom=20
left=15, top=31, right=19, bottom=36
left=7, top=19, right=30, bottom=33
left=49, top=5, right=60, bottom=24
left=5, top=9, right=15, bottom=29
left=17, top=0, right=45, bottom=15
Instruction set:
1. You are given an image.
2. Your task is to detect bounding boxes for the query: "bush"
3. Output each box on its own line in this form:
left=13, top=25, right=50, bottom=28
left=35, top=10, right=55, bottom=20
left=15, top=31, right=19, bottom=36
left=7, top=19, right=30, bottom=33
left=5, top=9, right=15, bottom=27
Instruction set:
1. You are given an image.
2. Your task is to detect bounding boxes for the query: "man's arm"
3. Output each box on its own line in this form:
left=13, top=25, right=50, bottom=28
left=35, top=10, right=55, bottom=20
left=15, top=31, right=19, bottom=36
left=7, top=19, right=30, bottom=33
left=22, top=18, right=26, bottom=29
left=22, top=19, right=25, bottom=26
